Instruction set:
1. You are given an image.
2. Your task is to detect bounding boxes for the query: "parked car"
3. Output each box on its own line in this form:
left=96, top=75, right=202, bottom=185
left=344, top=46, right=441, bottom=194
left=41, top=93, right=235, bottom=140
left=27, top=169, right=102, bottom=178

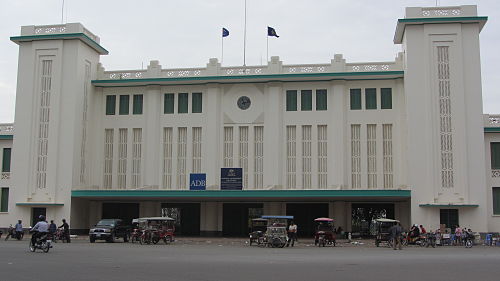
left=89, top=219, right=131, bottom=243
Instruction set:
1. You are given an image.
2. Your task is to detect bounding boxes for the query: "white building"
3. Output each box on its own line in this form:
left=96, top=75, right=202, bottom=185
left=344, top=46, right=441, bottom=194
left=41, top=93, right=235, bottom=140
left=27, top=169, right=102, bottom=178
left=1, top=5, right=499, bottom=236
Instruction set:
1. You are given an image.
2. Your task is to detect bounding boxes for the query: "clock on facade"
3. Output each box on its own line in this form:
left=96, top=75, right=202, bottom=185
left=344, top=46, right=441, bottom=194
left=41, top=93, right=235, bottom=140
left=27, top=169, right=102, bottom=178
left=237, top=96, right=251, bottom=110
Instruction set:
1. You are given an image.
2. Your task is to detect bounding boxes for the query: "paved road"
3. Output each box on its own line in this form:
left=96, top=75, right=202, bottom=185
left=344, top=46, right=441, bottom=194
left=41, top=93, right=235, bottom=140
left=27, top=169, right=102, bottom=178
left=1, top=239, right=500, bottom=281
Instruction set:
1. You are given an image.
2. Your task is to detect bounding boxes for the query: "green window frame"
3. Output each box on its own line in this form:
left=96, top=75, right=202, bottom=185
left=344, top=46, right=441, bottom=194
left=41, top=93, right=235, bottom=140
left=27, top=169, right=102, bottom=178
left=301, top=90, right=312, bottom=111
left=494, top=187, right=500, bottom=215
left=381, top=88, right=392, bottom=109
left=164, top=94, right=175, bottom=114
left=105, top=95, right=116, bottom=115
left=365, top=88, right=377, bottom=110
left=192, top=92, right=203, bottom=113
left=178, top=93, right=188, bottom=114
left=316, top=89, right=327, bottom=111
left=491, top=143, right=500, bottom=169
left=133, top=94, right=143, bottom=115
left=350, top=89, right=361, bottom=110
left=0, top=187, right=8, bottom=212
left=286, top=90, right=297, bottom=111
left=119, top=95, right=130, bottom=115
left=2, top=148, right=11, bottom=173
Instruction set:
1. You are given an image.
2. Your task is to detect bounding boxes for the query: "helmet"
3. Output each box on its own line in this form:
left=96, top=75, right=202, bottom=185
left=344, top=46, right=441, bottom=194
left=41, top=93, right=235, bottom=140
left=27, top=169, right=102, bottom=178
left=38, top=215, right=46, bottom=221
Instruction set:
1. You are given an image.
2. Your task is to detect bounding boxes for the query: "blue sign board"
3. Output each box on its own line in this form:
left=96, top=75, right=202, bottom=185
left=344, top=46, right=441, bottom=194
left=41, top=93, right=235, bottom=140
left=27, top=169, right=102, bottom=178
left=220, top=168, right=243, bottom=190
left=189, top=173, right=206, bottom=190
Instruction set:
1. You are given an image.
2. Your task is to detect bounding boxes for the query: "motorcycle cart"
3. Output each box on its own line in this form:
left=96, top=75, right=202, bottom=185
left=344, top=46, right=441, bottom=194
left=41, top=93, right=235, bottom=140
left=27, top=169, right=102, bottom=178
left=314, top=218, right=336, bottom=247
left=261, top=215, right=294, bottom=248
left=137, top=217, right=175, bottom=245
left=374, top=218, right=399, bottom=247
left=249, top=218, right=267, bottom=246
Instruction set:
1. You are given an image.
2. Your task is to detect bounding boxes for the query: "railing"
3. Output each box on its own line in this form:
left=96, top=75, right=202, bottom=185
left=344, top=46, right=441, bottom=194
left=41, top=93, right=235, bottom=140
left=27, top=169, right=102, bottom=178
left=161, top=68, right=204, bottom=78
left=484, top=115, right=500, bottom=128
left=346, top=63, right=394, bottom=72
left=104, top=70, right=146, bottom=80
left=492, top=170, right=500, bottom=178
left=1, top=172, right=10, bottom=180
left=34, top=24, right=67, bottom=35
left=0, top=123, right=14, bottom=134
left=283, top=64, right=329, bottom=74
left=421, top=7, right=462, bottom=17
left=221, top=66, right=264, bottom=76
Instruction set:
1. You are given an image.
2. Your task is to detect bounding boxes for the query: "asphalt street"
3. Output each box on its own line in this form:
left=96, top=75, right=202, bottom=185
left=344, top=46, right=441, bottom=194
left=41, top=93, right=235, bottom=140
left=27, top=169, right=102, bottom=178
left=1, top=238, right=500, bottom=281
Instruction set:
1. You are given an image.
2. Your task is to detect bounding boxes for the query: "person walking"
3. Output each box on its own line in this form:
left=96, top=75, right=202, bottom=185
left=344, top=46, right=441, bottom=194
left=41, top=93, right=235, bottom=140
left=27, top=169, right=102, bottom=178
left=58, top=219, right=70, bottom=243
left=389, top=222, right=403, bottom=250
left=286, top=221, right=298, bottom=247
left=15, top=220, right=23, bottom=240
left=49, top=220, right=57, bottom=235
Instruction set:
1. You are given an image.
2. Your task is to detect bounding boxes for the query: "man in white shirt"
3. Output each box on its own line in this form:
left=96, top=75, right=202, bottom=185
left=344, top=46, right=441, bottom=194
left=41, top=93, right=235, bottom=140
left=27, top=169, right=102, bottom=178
left=30, top=215, right=49, bottom=246
left=286, top=221, right=298, bottom=247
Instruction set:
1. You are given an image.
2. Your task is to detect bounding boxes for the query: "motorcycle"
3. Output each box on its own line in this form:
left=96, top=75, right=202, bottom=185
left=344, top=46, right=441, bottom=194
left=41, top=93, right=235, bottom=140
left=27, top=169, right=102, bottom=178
left=420, top=232, right=436, bottom=248
left=463, top=231, right=474, bottom=248
left=5, top=225, right=23, bottom=241
left=29, top=232, right=52, bottom=253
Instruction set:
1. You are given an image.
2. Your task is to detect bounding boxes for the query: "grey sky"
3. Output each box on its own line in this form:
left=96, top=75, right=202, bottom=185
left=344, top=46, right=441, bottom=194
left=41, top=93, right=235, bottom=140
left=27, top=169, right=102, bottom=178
left=0, top=0, right=498, bottom=122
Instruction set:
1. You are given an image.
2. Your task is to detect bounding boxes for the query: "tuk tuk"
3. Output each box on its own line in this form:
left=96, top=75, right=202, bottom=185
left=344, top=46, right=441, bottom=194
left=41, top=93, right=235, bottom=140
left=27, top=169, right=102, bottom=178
left=261, top=215, right=294, bottom=248
left=374, top=218, right=399, bottom=247
left=313, top=218, right=336, bottom=247
left=249, top=218, right=267, bottom=246
left=137, top=217, right=175, bottom=245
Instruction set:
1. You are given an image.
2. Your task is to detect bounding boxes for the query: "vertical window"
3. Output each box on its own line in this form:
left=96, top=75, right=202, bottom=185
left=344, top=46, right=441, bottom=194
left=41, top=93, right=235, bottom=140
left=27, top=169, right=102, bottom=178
left=365, top=88, right=377, bottom=110
left=350, top=89, right=361, bottom=110
left=491, top=143, right=500, bottom=169
left=286, top=126, right=297, bottom=189
left=223, top=127, right=234, bottom=167
left=2, top=148, right=11, bottom=172
left=178, top=93, right=188, bottom=113
left=493, top=187, right=500, bottom=215
left=316, top=89, right=327, bottom=111
left=164, top=94, right=175, bottom=114
left=351, top=124, right=361, bottom=188
left=133, top=94, right=143, bottom=115
left=383, top=124, right=394, bottom=189
left=381, top=88, right=392, bottom=109
left=286, top=90, right=297, bottom=111
left=0, top=187, right=8, bottom=212
left=177, top=127, right=187, bottom=189
left=239, top=126, right=249, bottom=189
left=440, top=209, right=459, bottom=229
left=367, top=124, right=377, bottom=188
left=119, top=95, right=130, bottom=115
left=192, top=127, right=202, bottom=173
left=317, top=125, right=327, bottom=188
left=103, top=129, right=114, bottom=189
left=163, top=127, right=173, bottom=189
left=301, top=90, right=312, bottom=111
left=254, top=126, right=264, bottom=189
left=302, top=125, right=312, bottom=189
left=132, top=128, right=142, bottom=188
left=117, top=129, right=128, bottom=189
left=192, top=93, right=203, bottom=113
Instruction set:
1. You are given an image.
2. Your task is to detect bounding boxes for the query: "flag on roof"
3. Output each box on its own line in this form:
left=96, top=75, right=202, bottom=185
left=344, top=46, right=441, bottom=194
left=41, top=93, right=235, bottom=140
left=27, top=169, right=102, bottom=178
left=222, top=28, right=229, bottom=37
left=267, top=26, right=279, bottom=38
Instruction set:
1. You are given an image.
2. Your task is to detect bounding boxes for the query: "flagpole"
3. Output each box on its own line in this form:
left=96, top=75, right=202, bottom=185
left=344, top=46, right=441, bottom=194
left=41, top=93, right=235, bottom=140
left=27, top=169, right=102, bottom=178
left=266, top=35, right=269, bottom=63
left=221, top=33, right=224, bottom=64
left=61, top=0, right=65, bottom=24
left=243, top=0, right=247, bottom=66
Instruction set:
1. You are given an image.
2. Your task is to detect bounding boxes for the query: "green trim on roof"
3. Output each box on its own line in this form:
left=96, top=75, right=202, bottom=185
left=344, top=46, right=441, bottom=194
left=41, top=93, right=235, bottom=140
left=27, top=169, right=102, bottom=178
left=72, top=189, right=411, bottom=198
left=419, top=204, right=478, bottom=208
left=485, top=127, right=500, bottom=133
left=10, top=33, right=108, bottom=55
left=0, top=135, right=13, bottom=140
left=16, top=202, right=64, bottom=206
left=398, top=16, right=488, bottom=24
left=92, top=71, right=404, bottom=87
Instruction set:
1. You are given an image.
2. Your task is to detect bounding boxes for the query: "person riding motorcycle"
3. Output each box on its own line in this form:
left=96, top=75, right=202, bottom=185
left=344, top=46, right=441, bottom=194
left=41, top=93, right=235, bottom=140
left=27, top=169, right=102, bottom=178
left=30, top=215, right=49, bottom=246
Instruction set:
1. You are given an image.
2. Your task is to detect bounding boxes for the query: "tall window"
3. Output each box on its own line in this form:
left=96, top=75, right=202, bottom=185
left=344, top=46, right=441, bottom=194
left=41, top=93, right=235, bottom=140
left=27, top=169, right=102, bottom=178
left=2, top=148, right=11, bottom=173
left=0, top=187, right=8, bottom=212
left=192, top=93, right=203, bottom=113
left=223, top=127, right=234, bottom=167
left=493, top=187, right=500, bottom=215
left=350, top=89, right=361, bottom=110
left=301, top=90, right=312, bottom=111
left=286, top=90, right=297, bottom=111
left=239, top=126, right=249, bottom=189
left=106, top=95, right=116, bottom=115
left=316, top=89, right=327, bottom=111
left=176, top=128, right=187, bottom=189
left=367, top=124, right=377, bottom=188
left=103, top=129, right=114, bottom=189
left=163, top=127, right=173, bottom=189
left=383, top=124, right=394, bottom=189
left=119, top=95, right=130, bottom=115
left=302, top=125, right=312, bottom=189
left=117, top=129, right=128, bottom=189
left=365, top=88, right=377, bottom=110
left=317, top=125, right=327, bottom=188
left=381, top=88, right=392, bottom=109
left=133, top=94, right=143, bottom=115
left=36, top=59, right=53, bottom=189
left=351, top=124, right=361, bottom=188
left=254, top=126, right=264, bottom=189
left=286, top=126, right=297, bottom=189
left=178, top=93, right=188, bottom=114
left=164, top=94, right=175, bottom=114
left=491, top=143, right=500, bottom=169
left=192, top=127, right=202, bottom=173
left=132, top=128, right=142, bottom=188
left=440, top=209, right=458, bottom=229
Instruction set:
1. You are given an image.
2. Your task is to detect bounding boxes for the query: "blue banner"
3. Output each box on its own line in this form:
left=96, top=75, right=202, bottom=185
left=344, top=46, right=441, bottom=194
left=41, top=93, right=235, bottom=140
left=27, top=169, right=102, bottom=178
left=189, top=173, right=206, bottom=190
left=220, top=168, right=243, bottom=190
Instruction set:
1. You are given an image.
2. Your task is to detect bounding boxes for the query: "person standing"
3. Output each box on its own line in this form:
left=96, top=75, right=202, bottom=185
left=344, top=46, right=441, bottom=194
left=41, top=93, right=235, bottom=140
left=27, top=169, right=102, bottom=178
left=389, top=222, right=403, bottom=250
left=58, top=219, right=70, bottom=243
left=286, top=221, right=298, bottom=247
left=49, top=220, right=57, bottom=235
left=15, top=220, right=23, bottom=240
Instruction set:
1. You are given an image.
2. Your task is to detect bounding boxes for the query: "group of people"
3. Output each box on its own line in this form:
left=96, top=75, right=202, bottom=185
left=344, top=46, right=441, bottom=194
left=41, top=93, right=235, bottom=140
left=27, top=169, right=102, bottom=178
left=14, top=216, right=71, bottom=245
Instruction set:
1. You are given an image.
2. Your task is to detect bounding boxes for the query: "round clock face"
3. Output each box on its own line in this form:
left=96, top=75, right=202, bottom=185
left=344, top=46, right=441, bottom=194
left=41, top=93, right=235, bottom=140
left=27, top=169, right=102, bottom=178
left=237, top=96, right=251, bottom=110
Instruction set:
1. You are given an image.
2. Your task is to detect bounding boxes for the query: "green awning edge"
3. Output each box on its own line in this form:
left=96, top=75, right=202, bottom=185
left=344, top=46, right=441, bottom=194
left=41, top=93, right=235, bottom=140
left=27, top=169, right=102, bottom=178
left=16, top=202, right=64, bottom=206
left=419, top=204, right=478, bottom=207
left=10, top=33, right=108, bottom=55
left=0, top=135, right=13, bottom=140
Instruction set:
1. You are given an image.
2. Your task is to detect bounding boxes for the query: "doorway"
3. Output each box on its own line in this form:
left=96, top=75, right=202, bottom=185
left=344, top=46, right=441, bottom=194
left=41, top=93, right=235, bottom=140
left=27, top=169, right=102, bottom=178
left=101, top=203, right=140, bottom=225
left=161, top=203, right=200, bottom=236
left=286, top=203, right=329, bottom=237
left=31, top=207, right=46, bottom=227
left=222, top=203, right=263, bottom=237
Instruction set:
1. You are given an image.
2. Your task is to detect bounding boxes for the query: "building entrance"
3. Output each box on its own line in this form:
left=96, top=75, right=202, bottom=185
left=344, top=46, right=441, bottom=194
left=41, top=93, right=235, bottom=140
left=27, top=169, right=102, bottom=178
left=161, top=203, right=200, bottom=236
left=222, top=203, right=263, bottom=237
left=31, top=207, right=46, bottom=227
left=351, top=203, right=395, bottom=237
left=102, top=203, right=139, bottom=225
left=286, top=203, right=329, bottom=237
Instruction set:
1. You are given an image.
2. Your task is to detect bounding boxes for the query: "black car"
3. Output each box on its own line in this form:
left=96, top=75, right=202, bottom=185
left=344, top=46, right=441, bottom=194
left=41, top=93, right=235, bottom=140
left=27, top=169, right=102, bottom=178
left=89, top=219, right=130, bottom=243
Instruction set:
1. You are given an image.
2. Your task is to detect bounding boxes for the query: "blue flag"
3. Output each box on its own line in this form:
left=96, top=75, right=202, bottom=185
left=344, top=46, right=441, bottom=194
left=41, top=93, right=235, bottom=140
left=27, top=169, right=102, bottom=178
left=222, top=28, right=229, bottom=37
left=267, top=26, right=279, bottom=38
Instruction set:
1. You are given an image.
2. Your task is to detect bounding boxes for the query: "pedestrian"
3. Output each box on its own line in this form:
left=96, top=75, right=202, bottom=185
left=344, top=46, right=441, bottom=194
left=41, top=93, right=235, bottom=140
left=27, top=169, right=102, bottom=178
left=419, top=225, right=427, bottom=234
left=286, top=221, right=298, bottom=247
left=455, top=225, right=462, bottom=245
left=58, top=219, right=70, bottom=243
left=49, top=220, right=57, bottom=235
left=15, top=220, right=23, bottom=240
left=389, top=222, right=403, bottom=250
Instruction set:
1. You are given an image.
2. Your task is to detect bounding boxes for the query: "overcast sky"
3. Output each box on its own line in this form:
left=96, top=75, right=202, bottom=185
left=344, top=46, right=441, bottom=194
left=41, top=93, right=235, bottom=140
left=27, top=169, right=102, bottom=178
left=0, top=0, right=498, bottom=122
